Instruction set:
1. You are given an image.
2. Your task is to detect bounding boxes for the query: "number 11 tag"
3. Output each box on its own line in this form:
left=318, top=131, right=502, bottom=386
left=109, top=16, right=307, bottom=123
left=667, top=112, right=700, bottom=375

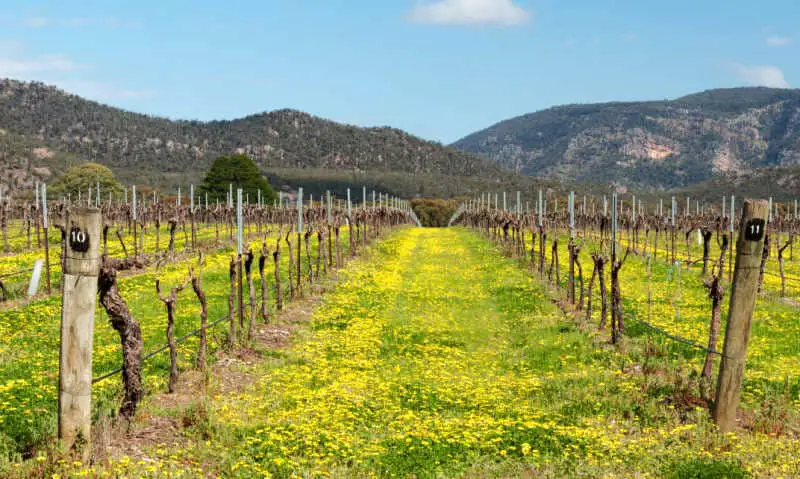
left=744, top=219, right=765, bottom=242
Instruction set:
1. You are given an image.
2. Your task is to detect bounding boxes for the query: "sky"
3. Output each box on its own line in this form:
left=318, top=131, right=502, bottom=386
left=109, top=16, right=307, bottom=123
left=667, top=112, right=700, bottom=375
left=0, top=0, right=797, bottom=143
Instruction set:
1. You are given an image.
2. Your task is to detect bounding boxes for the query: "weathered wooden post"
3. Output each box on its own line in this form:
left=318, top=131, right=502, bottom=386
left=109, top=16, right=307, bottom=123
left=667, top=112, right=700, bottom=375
left=713, top=199, right=768, bottom=433
left=59, top=206, right=101, bottom=461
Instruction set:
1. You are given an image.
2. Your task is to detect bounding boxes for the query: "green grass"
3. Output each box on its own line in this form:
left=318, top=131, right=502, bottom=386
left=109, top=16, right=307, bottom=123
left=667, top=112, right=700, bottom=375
left=20, top=226, right=794, bottom=478
left=0, top=223, right=353, bottom=469
left=528, top=227, right=800, bottom=412
left=4, top=227, right=800, bottom=477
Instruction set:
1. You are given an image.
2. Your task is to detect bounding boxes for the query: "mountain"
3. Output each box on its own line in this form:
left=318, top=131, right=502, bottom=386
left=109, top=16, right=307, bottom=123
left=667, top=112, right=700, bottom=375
left=0, top=129, right=82, bottom=194
left=452, top=87, right=800, bottom=191
left=0, top=78, right=510, bottom=197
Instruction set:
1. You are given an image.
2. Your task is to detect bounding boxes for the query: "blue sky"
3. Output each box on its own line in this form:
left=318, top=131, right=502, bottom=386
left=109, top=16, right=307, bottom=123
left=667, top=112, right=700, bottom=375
left=0, top=0, right=796, bottom=143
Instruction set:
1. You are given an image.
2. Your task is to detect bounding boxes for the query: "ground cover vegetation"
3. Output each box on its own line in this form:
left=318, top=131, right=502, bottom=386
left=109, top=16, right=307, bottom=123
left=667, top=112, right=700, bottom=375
left=0, top=186, right=415, bottom=475
left=1, top=187, right=799, bottom=477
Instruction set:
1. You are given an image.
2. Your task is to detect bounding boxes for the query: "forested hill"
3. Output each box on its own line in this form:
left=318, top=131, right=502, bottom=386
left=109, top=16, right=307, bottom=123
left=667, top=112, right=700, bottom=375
left=453, top=87, right=800, bottom=190
left=0, top=78, right=507, bottom=194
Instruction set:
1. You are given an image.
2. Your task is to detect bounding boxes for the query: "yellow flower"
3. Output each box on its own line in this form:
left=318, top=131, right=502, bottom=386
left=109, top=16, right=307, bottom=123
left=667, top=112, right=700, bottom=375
left=521, top=443, right=531, bottom=455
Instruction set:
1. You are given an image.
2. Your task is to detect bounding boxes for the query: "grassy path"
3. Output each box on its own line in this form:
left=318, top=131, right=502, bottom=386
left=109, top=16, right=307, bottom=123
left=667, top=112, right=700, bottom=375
left=20, top=228, right=800, bottom=477
left=207, top=227, right=573, bottom=477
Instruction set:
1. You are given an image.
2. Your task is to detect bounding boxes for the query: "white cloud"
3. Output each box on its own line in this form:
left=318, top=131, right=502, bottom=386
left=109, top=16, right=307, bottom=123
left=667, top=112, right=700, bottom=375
left=0, top=42, right=152, bottom=102
left=62, top=17, right=96, bottom=27
left=621, top=33, right=637, bottom=42
left=734, top=64, right=790, bottom=88
left=766, top=35, right=791, bottom=47
left=0, top=54, right=76, bottom=75
left=407, top=0, right=530, bottom=26
left=103, top=17, right=141, bottom=28
left=24, top=16, right=49, bottom=27
left=0, top=39, right=77, bottom=76
left=0, top=39, right=26, bottom=55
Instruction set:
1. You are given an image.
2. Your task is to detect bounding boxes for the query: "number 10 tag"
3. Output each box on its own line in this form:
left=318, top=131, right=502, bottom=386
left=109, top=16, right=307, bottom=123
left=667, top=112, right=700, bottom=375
left=69, top=226, right=90, bottom=253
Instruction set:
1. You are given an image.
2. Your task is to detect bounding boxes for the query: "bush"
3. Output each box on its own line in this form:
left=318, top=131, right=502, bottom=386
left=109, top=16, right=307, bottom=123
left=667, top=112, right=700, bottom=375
left=411, top=198, right=461, bottom=227
left=50, top=162, right=123, bottom=199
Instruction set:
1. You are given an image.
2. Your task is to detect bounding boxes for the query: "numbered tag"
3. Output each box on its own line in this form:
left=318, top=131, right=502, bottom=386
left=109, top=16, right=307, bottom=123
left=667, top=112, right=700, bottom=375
left=744, top=219, right=765, bottom=242
left=69, top=226, right=90, bottom=253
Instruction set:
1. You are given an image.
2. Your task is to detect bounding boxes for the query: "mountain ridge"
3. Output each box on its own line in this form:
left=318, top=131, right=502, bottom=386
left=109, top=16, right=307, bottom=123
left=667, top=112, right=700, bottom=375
left=452, top=87, right=800, bottom=190
left=4, top=79, right=799, bottom=200
left=0, top=78, right=507, bottom=195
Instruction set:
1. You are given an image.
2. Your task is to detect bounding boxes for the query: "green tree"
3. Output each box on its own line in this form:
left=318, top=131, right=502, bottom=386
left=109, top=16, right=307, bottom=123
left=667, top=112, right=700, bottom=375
left=51, top=162, right=123, bottom=199
left=200, top=154, right=277, bottom=203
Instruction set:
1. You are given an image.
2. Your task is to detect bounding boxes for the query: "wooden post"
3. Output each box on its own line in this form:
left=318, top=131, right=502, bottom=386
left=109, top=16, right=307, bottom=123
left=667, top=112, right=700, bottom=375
left=59, top=206, right=101, bottom=461
left=713, top=199, right=769, bottom=433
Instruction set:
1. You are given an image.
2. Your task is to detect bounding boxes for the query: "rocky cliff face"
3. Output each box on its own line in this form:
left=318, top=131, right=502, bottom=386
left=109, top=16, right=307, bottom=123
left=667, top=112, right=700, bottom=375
left=453, top=88, right=800, bottom=190
left=0, top=129, right=65, bottom=194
